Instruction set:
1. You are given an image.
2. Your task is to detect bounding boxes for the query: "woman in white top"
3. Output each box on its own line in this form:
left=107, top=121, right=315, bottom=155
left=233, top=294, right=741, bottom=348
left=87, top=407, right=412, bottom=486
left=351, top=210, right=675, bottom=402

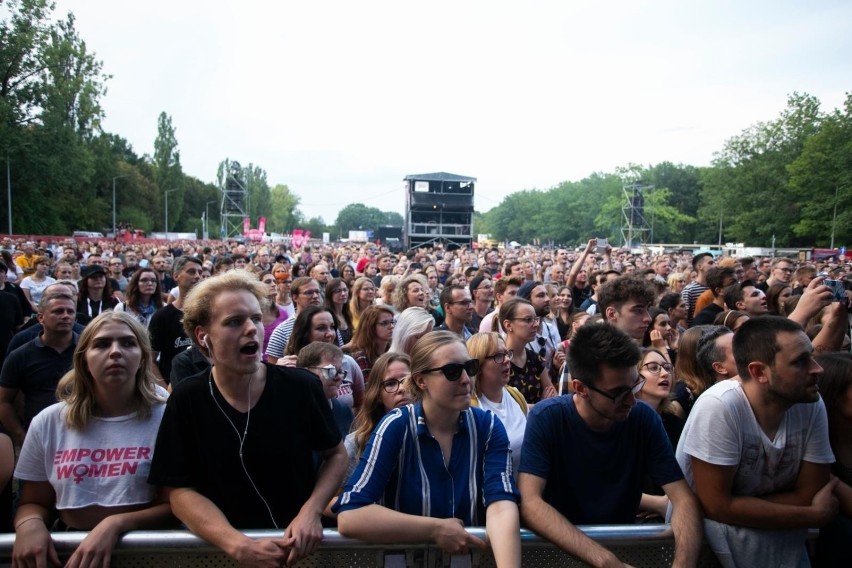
left=20, top=256, right=55, bottom=311
left=467, top=332, right=528, bottom=477
left=13, top=311, right=170, bottom=567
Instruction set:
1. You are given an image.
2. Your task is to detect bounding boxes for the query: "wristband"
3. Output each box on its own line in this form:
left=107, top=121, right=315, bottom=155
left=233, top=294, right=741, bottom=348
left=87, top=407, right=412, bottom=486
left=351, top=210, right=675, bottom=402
left=15, top=516, right=45, bottom=530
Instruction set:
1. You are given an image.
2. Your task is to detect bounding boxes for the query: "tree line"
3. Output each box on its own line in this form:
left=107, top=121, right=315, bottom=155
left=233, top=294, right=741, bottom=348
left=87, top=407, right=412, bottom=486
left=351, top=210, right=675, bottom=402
left=1, top=1, right=849, bottom=247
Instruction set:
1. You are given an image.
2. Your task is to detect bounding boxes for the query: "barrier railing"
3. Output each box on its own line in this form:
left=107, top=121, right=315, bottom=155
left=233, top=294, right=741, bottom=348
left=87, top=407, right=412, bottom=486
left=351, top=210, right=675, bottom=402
left=0, top=526, right=677, bottom=567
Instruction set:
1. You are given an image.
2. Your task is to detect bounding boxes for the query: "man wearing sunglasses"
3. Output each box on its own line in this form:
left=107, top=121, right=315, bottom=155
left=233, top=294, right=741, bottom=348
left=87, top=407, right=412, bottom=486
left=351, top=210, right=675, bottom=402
left=519, top=323, right=702, bottom=567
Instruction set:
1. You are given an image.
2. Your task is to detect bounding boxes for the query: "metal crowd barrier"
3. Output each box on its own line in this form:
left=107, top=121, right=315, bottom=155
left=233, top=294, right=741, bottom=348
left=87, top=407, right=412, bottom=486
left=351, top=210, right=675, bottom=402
left=0, top=526, right=677, bottom=567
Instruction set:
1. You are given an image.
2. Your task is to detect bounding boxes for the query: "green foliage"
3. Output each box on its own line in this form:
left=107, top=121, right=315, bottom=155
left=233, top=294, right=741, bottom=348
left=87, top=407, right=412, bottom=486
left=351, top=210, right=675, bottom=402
left=268, top=184, right=301, bottom=233
left=788, top=93, right=852, bottom=247
left=0, top=2, right=846, bottom=247
left=334, top=203, right=400, bottom=235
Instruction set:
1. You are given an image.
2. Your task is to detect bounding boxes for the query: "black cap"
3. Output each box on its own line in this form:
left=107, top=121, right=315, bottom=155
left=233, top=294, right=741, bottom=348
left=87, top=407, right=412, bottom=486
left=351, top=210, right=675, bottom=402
left=81, top=264, right=106, bottom=278
left=469, top=275, right=487, bottom=296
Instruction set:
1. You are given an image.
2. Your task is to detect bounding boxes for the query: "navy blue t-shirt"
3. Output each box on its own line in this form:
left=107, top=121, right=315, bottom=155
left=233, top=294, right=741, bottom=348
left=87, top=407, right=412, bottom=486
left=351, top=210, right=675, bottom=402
left=519, top=397, right=683, bottom=524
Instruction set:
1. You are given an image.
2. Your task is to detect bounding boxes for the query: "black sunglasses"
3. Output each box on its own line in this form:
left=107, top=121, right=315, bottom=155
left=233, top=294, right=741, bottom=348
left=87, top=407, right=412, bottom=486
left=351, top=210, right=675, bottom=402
left=421, top=359, right=480, bottom=382
left=584, top=376, right=646, bottom=406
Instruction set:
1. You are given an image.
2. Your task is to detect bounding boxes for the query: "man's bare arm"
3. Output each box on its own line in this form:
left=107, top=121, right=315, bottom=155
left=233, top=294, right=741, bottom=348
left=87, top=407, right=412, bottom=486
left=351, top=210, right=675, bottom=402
left=518, top=472, right=626, bottom=568
left=691, top=457, right=837, bottom=529
left=661, top=479, right=702, bottom=568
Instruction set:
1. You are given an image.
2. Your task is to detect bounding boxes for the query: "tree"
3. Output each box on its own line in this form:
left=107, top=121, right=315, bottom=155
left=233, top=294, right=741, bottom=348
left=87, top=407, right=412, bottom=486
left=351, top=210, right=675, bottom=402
left=788, top=92, right=852, bottom=247
left=334, top=203, right=390, bottom=234
left=698, top=92, right=824, bottom=246
left=153, top=112, right=183, bottom=230
left=268, top=184, right=301, bottom=233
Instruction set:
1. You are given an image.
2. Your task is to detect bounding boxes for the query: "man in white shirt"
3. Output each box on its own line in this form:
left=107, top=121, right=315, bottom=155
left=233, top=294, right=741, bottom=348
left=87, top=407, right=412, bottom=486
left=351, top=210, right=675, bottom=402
left=676, top=316, right=838, bottom=567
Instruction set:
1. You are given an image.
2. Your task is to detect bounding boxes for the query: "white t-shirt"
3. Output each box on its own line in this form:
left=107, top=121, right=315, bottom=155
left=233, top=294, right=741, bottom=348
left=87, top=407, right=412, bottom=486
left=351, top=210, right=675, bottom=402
left=675, top=380, right=834, bottom=565
left=15, top=401, right=167, bottom=510
left=676, top=380, right=834, bottom=497
left=477, top=388, right=527, bottom=477
left=20, top=276, right=56, bottom=304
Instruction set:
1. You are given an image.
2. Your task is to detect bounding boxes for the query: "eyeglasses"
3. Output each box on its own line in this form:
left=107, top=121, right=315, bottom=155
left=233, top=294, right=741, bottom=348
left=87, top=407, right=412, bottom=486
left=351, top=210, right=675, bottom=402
left=138, top=278, right=158, bottom=284
left=449, top=299, right=473, bottom=307
left=642, top=362, right=673, bottom=374
left=309, top=365, right=348, bottom=380
left=512, top=316, right=541, bottom=325
left=584, top=376, right=646, bottom=406
left=300, top=289, right=321, bottom=296
left=487, top=350, right=514, bottom=364
left=421, top=359, right=480, bottom=382
left=382, top=378, right=405, bottom=393
left=377, top=319, right=397, bottom=327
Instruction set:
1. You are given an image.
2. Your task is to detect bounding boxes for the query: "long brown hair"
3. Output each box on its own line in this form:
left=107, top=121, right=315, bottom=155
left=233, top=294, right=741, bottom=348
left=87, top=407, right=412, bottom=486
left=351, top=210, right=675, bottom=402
left=350, top=352, right=411, bottom=456
left=349, top=305, right=394, bottom=363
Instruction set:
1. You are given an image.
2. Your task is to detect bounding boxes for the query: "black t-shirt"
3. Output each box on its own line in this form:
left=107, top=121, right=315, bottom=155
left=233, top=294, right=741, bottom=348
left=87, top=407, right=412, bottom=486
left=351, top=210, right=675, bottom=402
left=572, top=285, right=592, bottom=309
left=0, top=335, right=76, bottom=425
left=149, top=304, right=190, bottom=381
left=148, top=364, right=342, bottom=529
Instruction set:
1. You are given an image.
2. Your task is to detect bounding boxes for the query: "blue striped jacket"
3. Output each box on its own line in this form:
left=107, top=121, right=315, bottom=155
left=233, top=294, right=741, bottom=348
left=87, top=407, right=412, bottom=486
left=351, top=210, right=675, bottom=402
left=334, top=403, right=519, bottom=524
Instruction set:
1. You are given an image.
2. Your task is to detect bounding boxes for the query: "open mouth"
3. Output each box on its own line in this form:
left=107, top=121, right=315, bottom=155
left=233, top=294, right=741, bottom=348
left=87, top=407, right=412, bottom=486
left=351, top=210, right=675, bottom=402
left=658, top=380, right=670, bottom=388
left=240, top=342, right=259, bottom=355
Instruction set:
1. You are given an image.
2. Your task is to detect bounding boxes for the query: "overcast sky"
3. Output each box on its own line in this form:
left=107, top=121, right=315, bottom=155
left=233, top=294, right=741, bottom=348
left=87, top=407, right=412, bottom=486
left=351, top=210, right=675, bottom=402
left=56, top=0, right=851, bottom=224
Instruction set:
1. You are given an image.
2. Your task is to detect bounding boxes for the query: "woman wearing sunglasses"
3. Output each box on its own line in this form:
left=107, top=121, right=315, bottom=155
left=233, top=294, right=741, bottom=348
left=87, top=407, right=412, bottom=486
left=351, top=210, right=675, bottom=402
left=467, top=332, right=527, bottom=477
left=499, top=298, right=556, bottom=404
left=335, top=331, right=521, bottom=566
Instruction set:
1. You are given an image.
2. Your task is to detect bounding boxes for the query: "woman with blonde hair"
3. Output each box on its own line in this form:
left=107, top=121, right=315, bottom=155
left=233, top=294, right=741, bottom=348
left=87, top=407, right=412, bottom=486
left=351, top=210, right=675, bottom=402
left=467, top=332, right=527, bottom=476
left=388, top=307, right=434, bottom=355
left=348, top=276, right=376, bottom=331
left=335, top=331, right=521, bottom=565
left=13, top=311, right=170, bottom=567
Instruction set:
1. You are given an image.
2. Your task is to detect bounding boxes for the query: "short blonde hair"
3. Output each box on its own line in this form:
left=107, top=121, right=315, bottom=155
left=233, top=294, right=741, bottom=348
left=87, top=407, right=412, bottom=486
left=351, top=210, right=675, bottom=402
left=182, top=271, right=269, bottom=354
left=465, top=332, right=502, bottom=396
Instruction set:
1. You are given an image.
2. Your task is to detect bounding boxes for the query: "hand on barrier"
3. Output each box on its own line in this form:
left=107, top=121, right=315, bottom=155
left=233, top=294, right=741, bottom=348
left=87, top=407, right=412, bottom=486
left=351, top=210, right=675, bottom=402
left=65, top=517, right=122, bottom=568
left=232, top=537, right=289, bottom=568
left=283, top=509, right=323, bottom=566
left=11, top=518, right=60, bottom=568
left=431, top=518, right=486, bottom=555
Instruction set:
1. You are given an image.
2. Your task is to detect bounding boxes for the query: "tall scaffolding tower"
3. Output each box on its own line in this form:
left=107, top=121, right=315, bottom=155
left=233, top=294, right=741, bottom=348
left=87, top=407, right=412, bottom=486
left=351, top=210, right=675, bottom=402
left=220, top=161, right=248, bottom=239
left=621, top=182, right=653, bottom=247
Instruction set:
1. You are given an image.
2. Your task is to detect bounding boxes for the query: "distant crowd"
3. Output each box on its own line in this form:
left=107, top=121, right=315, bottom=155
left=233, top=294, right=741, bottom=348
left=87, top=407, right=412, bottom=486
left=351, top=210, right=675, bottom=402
left=0, top=234, right=850, bottom=567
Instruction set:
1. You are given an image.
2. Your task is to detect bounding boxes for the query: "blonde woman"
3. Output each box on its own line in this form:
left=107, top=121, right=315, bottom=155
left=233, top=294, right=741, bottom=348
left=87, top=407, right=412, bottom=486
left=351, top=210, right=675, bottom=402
left=336, top=331, right=521, bottom=566
left=13, top=312, right=170, bottom=567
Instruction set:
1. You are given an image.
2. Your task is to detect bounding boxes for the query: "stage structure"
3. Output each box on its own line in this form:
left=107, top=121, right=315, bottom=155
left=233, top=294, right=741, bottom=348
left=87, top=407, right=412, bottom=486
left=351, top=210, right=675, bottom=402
left=621, top=182, right=653, bottom=247
left=404, top=172, right=476, bottom=250
left=220, top=161, right=249, bottom=239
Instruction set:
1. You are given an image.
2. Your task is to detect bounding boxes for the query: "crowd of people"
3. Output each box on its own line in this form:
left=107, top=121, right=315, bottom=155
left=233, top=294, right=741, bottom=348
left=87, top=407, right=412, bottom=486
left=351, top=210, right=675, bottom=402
left=0, top=233, right=850, bottom=567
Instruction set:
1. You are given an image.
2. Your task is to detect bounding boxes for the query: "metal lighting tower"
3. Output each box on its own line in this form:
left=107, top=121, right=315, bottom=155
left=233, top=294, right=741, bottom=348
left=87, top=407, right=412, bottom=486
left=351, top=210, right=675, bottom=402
left=620, top=182, right=653, bottom=248
left=220, top=161, right=249, bottom=239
